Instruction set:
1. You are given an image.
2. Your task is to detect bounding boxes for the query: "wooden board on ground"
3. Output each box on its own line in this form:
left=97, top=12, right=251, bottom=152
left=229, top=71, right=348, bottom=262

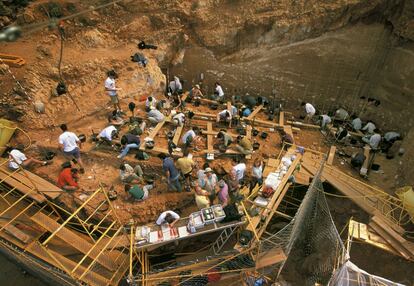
left=139, top=120, right=167, bottom=151
left=180, top=91, right=189, bottom=102
left=30, top=212, right=126, bottom=271
left=246, top=105, right=263, bottom=120
left=0, top=170, right=46, bottom=203
left=207, top=122, right=214, bottom=152
left=283, top=125, right=295, bottom=144
left=327, top=146, right=336, bottom=165
left=172, top=125, right=184, bottom=145
left=279, top=111, right=284, bottom=127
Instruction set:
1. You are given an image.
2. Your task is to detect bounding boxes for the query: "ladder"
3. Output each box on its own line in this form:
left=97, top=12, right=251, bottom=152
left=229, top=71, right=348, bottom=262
left=211, top=226, right=239, bottom=255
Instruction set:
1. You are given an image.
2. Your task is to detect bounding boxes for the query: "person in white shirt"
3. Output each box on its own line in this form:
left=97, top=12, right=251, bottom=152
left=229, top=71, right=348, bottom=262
left=98, top=125, right=118, bottom=143
left=302, top=102, right=316, bottom=121
left=213, top=82, right=224, bottom=102
left=172, top=111, right=186, bottom=127
left=351, top=115, right=362, bottom=131
left=319, top=114, right=332, bottom=129
left=169, top=76, right=182, bottom=94
left=232, top=158, right=246, bottom=181
left=156, top=210, right=180, bottom=227
left=362, top=132, right=381, bottom=150
left=216, top=109, right=232, bottom=128
left=147, top=108, right=165, bottom=124
left=8, top=144, right=48, bottom=171
left=181, top=127, right=199, bottom=147
left=145, top=96, right=157, bottom=112
left=362, top=121, right=376, bottom=134
left=335, top=108, right=349, bottom=121
left=58, top=124, right=84, bottom=173
left=104, top=70, right=122, bottom=112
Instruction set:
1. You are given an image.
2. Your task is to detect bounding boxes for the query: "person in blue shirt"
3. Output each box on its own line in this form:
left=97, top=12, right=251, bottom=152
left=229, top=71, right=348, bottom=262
left=158, top=153, right=182, bottom=192
left=241, top=106, right=252, bottom=117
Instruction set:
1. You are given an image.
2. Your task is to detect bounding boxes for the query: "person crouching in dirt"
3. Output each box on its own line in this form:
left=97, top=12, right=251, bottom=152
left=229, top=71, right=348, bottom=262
left=57, top=162, right=79, bottom=192
left=145, top=96, right=157, bottom=112
left=119, top=163, right=143, bottom=184
left=172, top=110, right=186, bottom=127
left=124, top=183, right=153, bottom=201
left=181, top=126, right=201, bottom=152
left=217, top=130, right=233, bottom=147
left=216, top=109, right=232, bottom=128
left=104, top=70, right=122, bottom=112
left=8, top=144, right=49, bottom=171
left=108, top=110, right=124, bottom=127
left=236, top=135, right=253, bottom=155
left=188, top=84, right=203, bottom=103
left=147, top=105, right=165, bottom=125
left=97, top=125, right=119, bottom=147
left=280, top=130, right=294, bottom=150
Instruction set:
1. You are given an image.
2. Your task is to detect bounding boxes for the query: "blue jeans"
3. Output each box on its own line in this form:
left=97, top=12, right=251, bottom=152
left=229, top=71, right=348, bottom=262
left=119, top=143, right=140, bottom=158
left=169, top=176, right=183, bottom=192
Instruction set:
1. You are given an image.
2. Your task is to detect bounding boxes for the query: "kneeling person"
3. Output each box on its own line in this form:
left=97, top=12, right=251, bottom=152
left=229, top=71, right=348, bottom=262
left=125, top=183, right=152, bottom=201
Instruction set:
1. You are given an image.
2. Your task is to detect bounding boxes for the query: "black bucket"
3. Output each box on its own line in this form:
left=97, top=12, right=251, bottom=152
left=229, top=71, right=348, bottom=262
left=253, top=142, right=261, bottom=150
left=78, top=134, right=86, bottom=143
left=45, top=151, right=56, bottom=160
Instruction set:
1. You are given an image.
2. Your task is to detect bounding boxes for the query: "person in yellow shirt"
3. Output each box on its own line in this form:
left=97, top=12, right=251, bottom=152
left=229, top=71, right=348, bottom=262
left=194, top=183, right=210, bottom=209
left=236, top=135, right=253, bottom=155
left=175, top=149, right=196, bottom=190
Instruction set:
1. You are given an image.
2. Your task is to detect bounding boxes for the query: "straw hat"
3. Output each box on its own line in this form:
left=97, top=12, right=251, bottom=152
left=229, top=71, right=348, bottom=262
left=204, top=167, right=213, bottom=173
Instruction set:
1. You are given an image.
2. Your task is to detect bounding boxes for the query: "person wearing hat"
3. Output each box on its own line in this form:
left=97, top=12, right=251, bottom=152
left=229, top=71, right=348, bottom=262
left=145, top=96, right=157, bottom=112
left=175, top=150, right=196, bottom=189
left=189, top=84, right=204, bottom=102
left=199, top=167, right=218, bottom=204
left=236, top=135, right=253, bottom=155
left=57, top=161, right=79, bottom=191
left=8, top=144, right=49, bottom=171
left=58, top=124, right=85, bottom=173
left=104, top=70, right=122, bottom=112
left=216, top=180, right=229, bottom=207
left=194, top=182, right=210, bottom=209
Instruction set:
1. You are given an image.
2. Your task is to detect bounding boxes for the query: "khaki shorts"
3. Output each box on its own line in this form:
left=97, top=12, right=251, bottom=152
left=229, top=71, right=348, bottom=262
left=110, top=95, right=119, bottom=104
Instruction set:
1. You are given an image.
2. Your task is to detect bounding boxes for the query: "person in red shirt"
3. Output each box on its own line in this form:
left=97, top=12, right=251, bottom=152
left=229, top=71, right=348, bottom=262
left=57, top=162, right=79, bottom=191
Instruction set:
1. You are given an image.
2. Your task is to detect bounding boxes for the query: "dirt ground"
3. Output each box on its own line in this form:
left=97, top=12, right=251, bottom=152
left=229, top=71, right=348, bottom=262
left=0, top=0, right=413, bottom=284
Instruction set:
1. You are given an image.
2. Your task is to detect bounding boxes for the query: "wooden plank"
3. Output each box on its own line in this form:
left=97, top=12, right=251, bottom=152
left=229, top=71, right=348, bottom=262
left=180, top=91, right=189, bottom=102
left=283, top=125, right=295, bottom=144
left=255, top=247, right=286, bottom=269
left=279, top=111, right=284, bottom=127
left=0, top=166, right=63, bottom=200
left=30, top=212, right=123, bottom=271
left=369, top=221, right=412, bottom=260
left=4, top=224, right=31, bottom=243
left=207, top=122, right=214, bottom=152
left=294, top=171, right=310, bottom=185
left=326, top=146, right=336, bottom=165
left=172, top=125, right=184, bottom=146
left=0, top=171, right=46, bottom=203
left=26, top=242, right=110, bottom=286
left=246, top=105, right=264, bottom=120
left=139, top=120, right=167, bottom=151
left=245, top=125, right=252, bottom=140
left=359, top=223, right=368, bottom=240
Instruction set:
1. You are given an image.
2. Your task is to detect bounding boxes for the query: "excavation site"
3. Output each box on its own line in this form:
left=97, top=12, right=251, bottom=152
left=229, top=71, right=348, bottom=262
left=0, top=0, right=413, bottom=285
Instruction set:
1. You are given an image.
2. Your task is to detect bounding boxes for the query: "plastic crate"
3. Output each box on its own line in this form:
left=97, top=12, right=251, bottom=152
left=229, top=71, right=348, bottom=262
left=211, top=205, right=226, bottom=222
left=189, top=211, right=205, bottom=229
left=201, top=207, right=215, bottom=225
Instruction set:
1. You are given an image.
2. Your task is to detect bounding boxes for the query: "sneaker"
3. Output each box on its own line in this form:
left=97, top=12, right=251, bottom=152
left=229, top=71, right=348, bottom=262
left=117, top=155, right=122, bottom=159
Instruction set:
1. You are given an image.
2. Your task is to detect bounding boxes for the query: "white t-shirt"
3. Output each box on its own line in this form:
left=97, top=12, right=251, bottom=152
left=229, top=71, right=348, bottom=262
left=104, top=77, right=117, bottom=96
left=218, top=110, right=231, bottom=120
left=352, top=118, right=362, bottom=131
left=305, top=103, right=316, bottom=115
left=156, top=210, right=180, bottom=225
left=369, top=134, right=381, bottom=149
left=99, top=125, right=117, bottom=141
left=215, top=85, right=224, bottom=97
left=9, top=149, right=27, bottom=170
left=182, top=130, right=196, bottom=144
left=173, top=113, right=185, bottom=125
left=59, top=131, right=79, bottom=152
left=233, top=163, right=246, bottom=181
left=145, top=97, right=157, bottom=109
left=362, top=122, right=376, bottom=134
left=321, top=115, right=331, bottom=127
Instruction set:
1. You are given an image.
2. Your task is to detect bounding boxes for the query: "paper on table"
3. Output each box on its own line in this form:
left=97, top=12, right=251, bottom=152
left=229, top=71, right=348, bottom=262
left=149, top=231, right=159, bottom=243
left=178, top=226, right=189, bottom=237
